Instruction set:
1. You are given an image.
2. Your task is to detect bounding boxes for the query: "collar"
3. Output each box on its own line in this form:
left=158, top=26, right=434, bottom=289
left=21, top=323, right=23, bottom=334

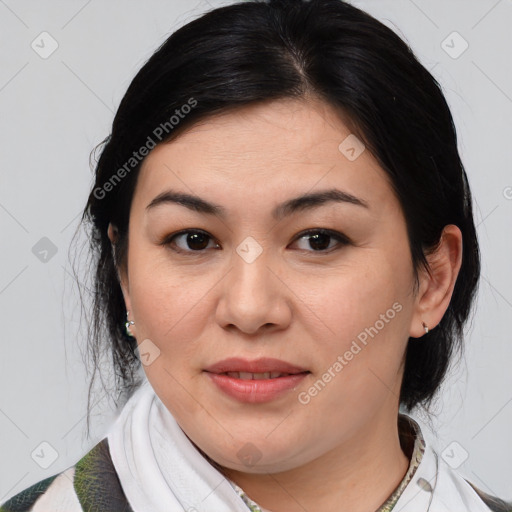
left=228, top=413, right=429, bottom=512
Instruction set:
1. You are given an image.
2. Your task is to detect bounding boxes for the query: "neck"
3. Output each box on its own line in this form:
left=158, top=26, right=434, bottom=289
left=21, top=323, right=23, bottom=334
left=220, top=408, right=411, bottom=512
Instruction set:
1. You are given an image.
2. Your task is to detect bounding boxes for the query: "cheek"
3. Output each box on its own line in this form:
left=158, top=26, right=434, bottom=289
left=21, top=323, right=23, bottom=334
left=307, top=257, right=412, bottom=395
left=127, top=252, right=216, bottom=360
left=315, top=257, right=409, bottom=339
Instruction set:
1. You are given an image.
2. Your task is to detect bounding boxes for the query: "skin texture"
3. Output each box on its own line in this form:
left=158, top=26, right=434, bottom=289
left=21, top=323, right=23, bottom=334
left=108, top=97, right=462, bottom=512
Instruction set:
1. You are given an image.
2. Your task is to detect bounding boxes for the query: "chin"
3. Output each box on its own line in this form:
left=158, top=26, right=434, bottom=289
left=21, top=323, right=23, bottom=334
left=203, top=437, right=311, bottom=475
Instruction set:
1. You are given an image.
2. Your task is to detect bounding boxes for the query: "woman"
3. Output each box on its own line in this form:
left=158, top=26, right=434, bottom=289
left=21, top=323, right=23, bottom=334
left=1, top=0, right=510, bottom=510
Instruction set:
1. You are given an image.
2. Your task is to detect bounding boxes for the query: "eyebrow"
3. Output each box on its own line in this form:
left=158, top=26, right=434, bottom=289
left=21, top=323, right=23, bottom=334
left=145, top=188, right=369, bottom=220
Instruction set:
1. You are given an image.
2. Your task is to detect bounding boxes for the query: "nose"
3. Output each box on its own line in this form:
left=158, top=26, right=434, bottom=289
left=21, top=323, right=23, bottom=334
left=215, top=245, right=292, bottom=336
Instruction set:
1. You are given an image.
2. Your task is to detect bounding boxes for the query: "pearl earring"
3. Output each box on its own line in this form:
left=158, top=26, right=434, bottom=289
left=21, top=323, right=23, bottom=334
left=125, top=311, right=135, bottom=337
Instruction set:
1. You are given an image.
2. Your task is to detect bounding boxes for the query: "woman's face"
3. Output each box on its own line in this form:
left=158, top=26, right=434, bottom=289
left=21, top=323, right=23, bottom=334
left=115, top=97, right=424, bottom=473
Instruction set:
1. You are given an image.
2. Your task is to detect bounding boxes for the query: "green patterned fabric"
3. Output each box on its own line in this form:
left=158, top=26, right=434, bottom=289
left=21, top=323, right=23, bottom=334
left=0, top=474, right=59, bottom=512
left=73, top=438, right=133, bottom=512
left=0, top=438, right=133, bottom=512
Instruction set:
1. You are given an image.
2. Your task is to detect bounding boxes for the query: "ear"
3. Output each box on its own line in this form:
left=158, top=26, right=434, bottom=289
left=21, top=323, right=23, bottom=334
left=409, top=224, right=463, bottom=338
left=107, top=222, right=133, bottom=315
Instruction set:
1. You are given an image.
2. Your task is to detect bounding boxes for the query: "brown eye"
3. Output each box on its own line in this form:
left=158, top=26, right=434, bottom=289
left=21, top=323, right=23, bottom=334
left=292, top=229, right=350, bottom=253
left=163, top=230, right=219, bottom=253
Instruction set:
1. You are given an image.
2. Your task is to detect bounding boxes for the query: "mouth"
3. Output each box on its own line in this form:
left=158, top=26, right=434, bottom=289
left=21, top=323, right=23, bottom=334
left=220, top=371, right=302, bottom=379
left=203, top=358, right=310, bottom=403
left=204, top=356, right=309, bottom=375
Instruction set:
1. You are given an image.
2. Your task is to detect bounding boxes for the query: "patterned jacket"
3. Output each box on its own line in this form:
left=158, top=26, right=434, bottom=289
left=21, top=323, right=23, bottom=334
left=1, top=435, right=511, bottom=512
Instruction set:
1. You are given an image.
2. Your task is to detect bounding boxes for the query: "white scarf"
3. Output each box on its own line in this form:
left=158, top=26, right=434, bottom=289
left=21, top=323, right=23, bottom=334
left=107, top=376, right=251, bottom=512
left=107, top=374, right=496, bottom=512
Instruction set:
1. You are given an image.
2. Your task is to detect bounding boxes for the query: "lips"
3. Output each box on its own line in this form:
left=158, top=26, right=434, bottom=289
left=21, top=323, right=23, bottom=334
left=204, top=357, right=308, bottom=375
left=204, top=357, right=310, bottom=403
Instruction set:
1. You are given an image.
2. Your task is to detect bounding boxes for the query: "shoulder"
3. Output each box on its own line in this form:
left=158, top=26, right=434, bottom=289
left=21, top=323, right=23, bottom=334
left=0, top=438, right=133, bottom=512
left=434, top=448, right=512, bottom=512
left=398, top=415, right=511, bottom=512
left=463, top=479, right=512, bottom=512
left=0, top=467, right=80, bottom=512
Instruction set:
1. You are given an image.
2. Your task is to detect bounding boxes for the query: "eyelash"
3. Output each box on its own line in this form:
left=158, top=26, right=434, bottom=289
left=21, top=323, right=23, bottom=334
left=159, top=228, right=351, bottom=255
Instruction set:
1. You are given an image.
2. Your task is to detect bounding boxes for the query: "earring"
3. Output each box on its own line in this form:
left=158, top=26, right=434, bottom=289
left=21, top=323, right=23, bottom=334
left=422, top=321, right=429, bottom=334
left=125, top=311, right=135, bottom=337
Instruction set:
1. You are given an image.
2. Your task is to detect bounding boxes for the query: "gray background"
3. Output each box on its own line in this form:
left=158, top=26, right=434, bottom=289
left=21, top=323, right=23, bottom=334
left=1, top=0, right=511, bottom=503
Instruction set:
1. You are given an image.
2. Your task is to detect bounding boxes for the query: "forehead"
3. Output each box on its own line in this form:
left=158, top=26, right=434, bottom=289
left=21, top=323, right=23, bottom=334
left=133, top=98, right=396, bottom=216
